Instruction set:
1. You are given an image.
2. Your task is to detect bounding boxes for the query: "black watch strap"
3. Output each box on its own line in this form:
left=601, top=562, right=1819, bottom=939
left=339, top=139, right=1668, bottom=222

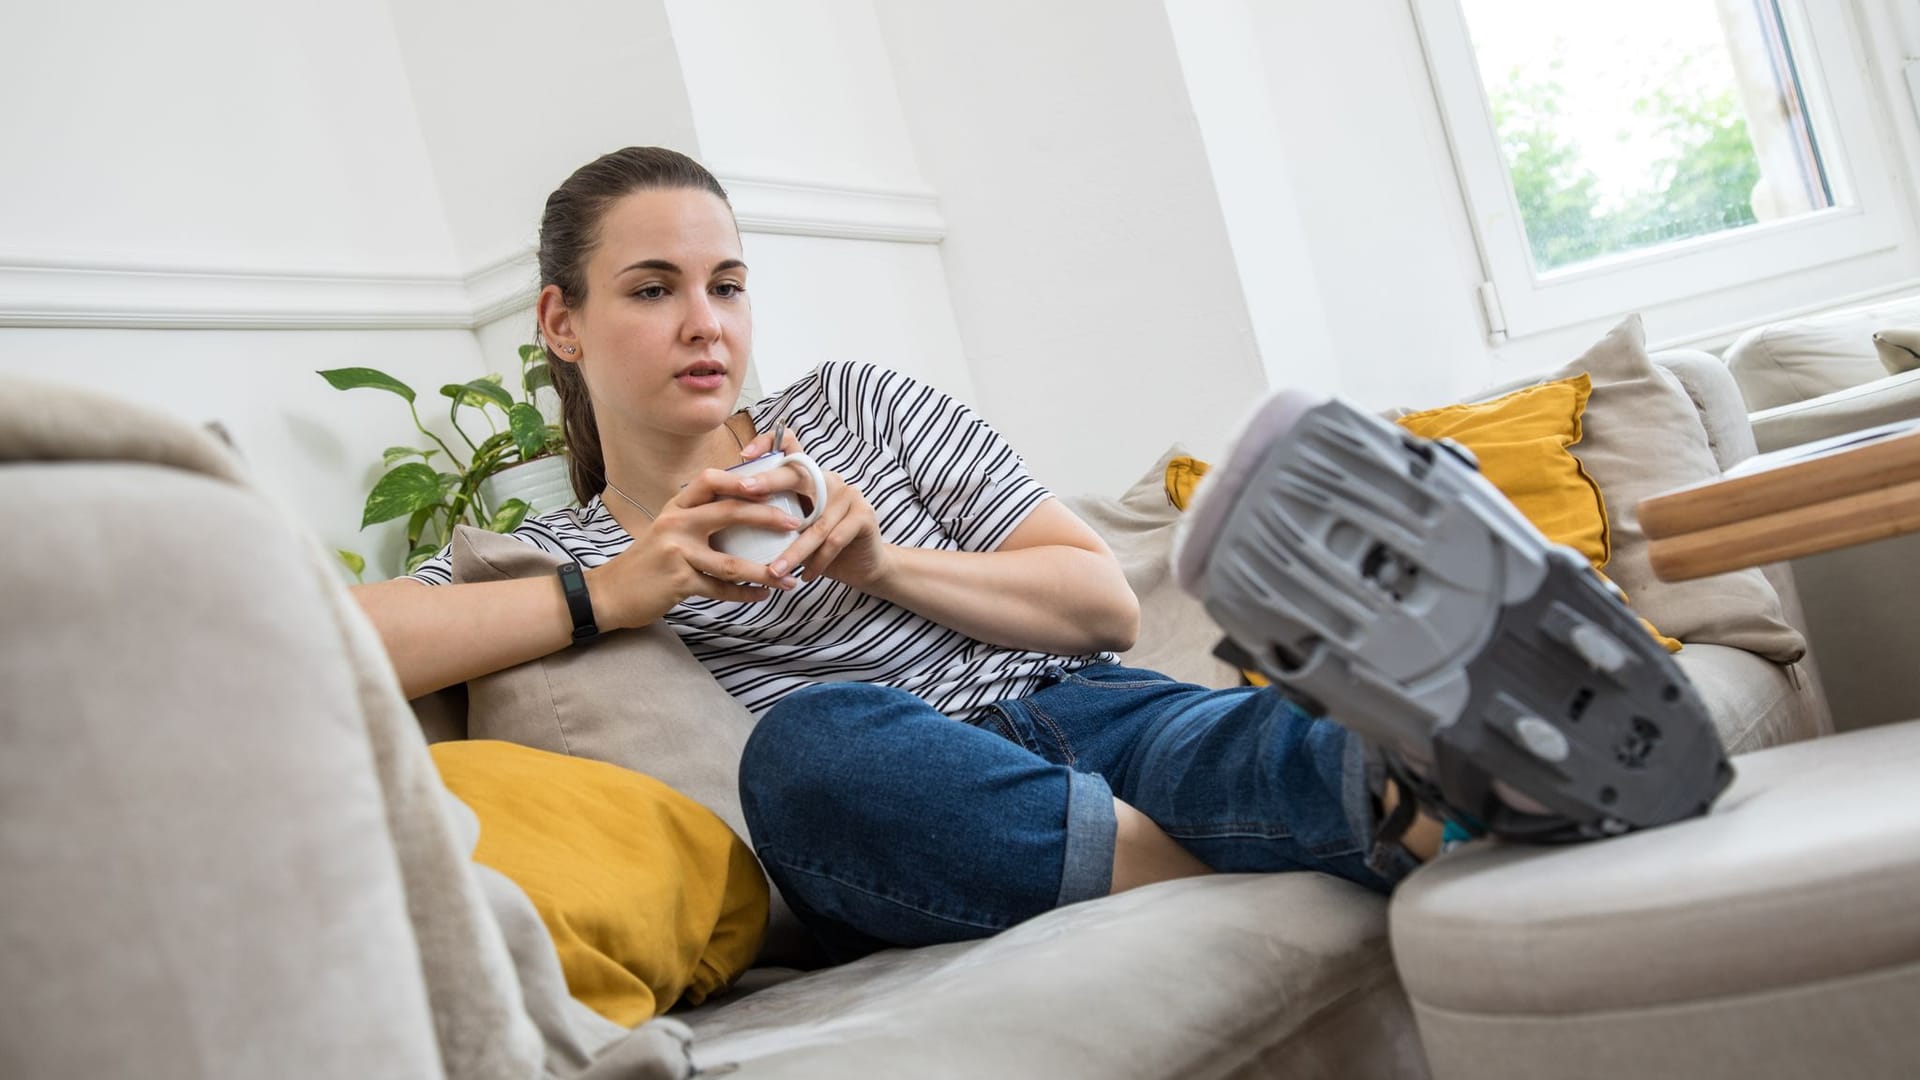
left=557, top=562, right=598, bottom=643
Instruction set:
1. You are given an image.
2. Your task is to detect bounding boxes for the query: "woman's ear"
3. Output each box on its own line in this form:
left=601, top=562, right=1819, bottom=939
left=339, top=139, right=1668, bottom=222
left=536, top=283, right=581, bottom=362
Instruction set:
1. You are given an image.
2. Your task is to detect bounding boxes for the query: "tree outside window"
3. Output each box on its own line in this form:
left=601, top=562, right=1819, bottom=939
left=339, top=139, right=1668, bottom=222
left=1462, top=0, right=1831, bottom=273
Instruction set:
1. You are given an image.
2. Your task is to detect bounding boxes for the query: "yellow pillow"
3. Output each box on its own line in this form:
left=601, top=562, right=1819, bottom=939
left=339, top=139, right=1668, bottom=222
left=430, top=740, right=768, bottom=1025
left=1393, top=373, right=1610, bottom=570
left=1168, top=373, right=1680, bottom=655
left=1394, top=374, right=1677, bottom=651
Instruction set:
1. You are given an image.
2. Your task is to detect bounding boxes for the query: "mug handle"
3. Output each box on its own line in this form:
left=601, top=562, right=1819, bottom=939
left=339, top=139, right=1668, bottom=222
left=780, top=452, right=830, bottom=528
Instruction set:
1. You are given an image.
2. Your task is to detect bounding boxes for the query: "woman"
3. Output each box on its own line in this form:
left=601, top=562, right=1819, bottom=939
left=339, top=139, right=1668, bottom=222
left=355, top=146, right=1437, bottom=963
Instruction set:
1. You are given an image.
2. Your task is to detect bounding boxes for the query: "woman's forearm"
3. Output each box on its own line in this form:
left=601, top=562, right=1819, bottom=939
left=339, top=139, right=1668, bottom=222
left=351, top=575, right=581, bottom=699
left=861, top=543, right=1139, bottom=657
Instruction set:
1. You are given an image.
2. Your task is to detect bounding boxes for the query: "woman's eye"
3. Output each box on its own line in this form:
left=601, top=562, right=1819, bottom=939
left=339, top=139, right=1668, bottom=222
left=633, top=284, right=667, bottom=300
left=713, top=282, right=745, bottom=299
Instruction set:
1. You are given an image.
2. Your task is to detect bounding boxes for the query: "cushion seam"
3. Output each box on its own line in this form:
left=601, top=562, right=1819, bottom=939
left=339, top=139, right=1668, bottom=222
left=1410, top=951, right=1920, bottom=1023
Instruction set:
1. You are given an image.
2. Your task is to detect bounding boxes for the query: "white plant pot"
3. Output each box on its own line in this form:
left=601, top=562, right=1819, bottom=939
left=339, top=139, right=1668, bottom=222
left=479, top=455, right=578, bottom=522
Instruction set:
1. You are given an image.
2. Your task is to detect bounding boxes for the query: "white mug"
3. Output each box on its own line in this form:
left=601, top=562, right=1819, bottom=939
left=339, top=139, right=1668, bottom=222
left=711, top=451, right=830, bottom=566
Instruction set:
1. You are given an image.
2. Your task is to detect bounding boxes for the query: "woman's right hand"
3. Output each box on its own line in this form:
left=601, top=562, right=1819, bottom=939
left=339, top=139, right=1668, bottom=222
left=584, top=467, right=802, bottom=631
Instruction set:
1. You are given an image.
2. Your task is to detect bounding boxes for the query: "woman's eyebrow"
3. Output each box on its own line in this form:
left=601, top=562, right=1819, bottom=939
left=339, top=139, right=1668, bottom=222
left=615, top=258, right=748, bottom=276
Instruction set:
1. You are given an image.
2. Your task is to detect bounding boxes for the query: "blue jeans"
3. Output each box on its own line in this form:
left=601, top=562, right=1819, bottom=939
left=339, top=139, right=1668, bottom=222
left=737, top=664, right=1418, bottom=961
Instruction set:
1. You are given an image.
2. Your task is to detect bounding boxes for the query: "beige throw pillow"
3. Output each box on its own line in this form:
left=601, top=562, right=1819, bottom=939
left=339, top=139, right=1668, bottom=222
left=1874, top=329, right=1920, bottom=375
left=1546, top=317, right=1804, bottom=663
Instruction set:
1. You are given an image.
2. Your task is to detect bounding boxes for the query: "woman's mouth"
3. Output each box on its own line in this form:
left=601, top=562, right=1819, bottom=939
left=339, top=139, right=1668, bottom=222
left=676, top=363, right=728, bottom=391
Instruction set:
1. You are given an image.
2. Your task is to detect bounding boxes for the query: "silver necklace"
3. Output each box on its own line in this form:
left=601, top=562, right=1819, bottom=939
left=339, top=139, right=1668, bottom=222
left=602, top=422, right=746, bottom=521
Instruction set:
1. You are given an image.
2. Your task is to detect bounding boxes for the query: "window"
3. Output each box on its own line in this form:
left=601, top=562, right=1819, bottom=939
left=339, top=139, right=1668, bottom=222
left=1414, top=0, right=1911, bottom=342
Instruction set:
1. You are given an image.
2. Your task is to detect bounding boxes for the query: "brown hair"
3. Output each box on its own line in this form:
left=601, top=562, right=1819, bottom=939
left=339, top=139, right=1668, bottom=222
left=538, top=146, right=732, bottom=504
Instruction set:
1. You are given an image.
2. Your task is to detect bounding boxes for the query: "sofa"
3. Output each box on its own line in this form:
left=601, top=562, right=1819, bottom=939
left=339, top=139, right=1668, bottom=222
left=1719, top=294, right=1920, bottom=732
left=4, top=314, right=1917, bottom=1079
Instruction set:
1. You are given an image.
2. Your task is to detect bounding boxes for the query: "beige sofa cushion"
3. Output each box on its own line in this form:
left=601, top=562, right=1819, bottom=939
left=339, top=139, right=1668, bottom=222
left=1546, top=317, right=1804, bottom=663
left=689, top=873, right=1427, bottom=1078
left=1062, top=444, right=1239, bottom=689
left=1724, top=294, right=1920, bottom=409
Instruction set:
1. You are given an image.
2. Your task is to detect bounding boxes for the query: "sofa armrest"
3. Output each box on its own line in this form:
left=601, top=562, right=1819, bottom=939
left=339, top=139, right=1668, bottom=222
left=1748, top=368, right=1920, bottom=454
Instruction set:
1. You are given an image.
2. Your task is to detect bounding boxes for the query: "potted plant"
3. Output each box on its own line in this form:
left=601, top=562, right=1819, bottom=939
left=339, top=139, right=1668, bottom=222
left=320, top=343, right=568, bottom=580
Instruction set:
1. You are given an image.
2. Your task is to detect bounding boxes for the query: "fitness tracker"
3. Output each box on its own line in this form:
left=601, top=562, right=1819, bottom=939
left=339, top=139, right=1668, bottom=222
left=556, top=561, right=598, bottom=644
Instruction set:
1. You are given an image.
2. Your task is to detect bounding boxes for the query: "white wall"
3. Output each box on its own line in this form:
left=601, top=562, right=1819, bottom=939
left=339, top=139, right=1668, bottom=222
left=387, top=0, right=699, bottom=274
left=1, top=0, right=456, bottom=273
left=664, top=0, right=927, bottom=192
left=1163, top=1, right=1339, bottom=395
left=0, top=0, right=489, bottom=579
left=0, top=327, right=487, bottom=574
left=877, top=0, right=1271, bottom=495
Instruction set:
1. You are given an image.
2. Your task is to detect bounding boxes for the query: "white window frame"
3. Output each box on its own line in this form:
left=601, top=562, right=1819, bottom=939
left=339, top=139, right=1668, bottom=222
left=1412, top=0, right=1914, bottom=343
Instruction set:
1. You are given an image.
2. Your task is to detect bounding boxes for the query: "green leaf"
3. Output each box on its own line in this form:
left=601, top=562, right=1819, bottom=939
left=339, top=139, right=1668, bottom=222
left=318, top=367, right=415, bottom=403
left=405, top=505, right=436, bottom=546
left=487, top=498, right=531, bottom=533
left=508, top=402, right=549, bottom=460
left=336, top=549, right=366, bottom=583
left=436, top=471, right=464, bottom=498
left=467, top=431, right=517, bottom=479
left=440, top=378, right=514, bottom=412
left=518, top=344, right=546, bottom=367
left=523, top=362, right=553, bottom=394
left=404, top=543, right=444, bottom=574
left=382, top=445, right=435, bottom=467
left=361, top=462, right=444, bottom=528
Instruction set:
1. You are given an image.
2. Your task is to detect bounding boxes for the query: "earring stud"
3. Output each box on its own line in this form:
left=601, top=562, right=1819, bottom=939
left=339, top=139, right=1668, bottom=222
left=563, top=345, right=577, bottom=354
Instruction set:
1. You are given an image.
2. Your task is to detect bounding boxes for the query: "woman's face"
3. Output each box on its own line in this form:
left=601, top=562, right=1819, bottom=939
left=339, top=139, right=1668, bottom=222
left=561, top=187, right=751, bottom=439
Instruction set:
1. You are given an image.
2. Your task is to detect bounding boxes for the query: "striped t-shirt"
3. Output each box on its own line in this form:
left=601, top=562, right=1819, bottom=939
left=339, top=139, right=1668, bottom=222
left=410, top=361, right=1113, bottom=721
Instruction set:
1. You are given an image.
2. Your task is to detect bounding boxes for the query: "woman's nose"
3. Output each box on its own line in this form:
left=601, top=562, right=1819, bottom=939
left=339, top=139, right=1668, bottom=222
left=682, top=294, right=723, bottom=343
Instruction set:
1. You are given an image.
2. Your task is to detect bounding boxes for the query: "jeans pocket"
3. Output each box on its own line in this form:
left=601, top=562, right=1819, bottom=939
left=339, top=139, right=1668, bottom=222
left=972, top=700, right=1080, bottom=766
left=968, top=706, right=1030, bottom=751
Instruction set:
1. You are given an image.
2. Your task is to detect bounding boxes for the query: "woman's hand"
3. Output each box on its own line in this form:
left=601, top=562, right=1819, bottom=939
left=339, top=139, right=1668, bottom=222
left=586, top=467, right=803, bottom=631
left=739, top=428, right=895, bottom=592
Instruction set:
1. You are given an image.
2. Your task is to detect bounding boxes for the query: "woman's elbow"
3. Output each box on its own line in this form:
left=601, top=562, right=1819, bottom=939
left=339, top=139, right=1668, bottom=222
left=1097, top=583, right=1141, bottom=654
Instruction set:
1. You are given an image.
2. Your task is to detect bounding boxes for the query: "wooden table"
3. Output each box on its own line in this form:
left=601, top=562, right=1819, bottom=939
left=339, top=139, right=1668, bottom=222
left=1639, top=419, right=1920, bottom=582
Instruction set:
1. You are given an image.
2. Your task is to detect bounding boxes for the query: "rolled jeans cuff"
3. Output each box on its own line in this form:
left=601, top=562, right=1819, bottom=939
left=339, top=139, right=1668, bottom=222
left=1056, top=768, right=1118, bottom=907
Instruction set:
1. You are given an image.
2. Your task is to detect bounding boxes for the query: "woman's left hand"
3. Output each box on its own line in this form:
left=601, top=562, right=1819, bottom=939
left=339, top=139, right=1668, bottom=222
left=739, top=428, right=895, bottom=592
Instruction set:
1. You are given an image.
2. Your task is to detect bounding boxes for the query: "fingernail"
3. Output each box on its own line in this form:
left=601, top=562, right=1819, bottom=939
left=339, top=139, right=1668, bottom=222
left=769, top=559, right=788, bottom=577
left=783, top=516, right=801, bottom=530
left=741, top=477, right=763, bottom=492
left=780, top=575, right=801, bottom=589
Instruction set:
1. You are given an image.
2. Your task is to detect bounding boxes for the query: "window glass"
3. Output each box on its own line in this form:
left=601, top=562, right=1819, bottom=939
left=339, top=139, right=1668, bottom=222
left=1460, top=0, right=1833, bottom=273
